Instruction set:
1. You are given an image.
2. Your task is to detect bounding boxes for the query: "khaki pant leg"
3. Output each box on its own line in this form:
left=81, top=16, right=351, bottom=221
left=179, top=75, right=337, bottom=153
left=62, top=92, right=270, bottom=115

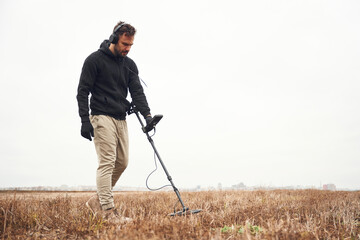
left=90, top=115, right=116, bottom=210
left=112, top=120, right=129, bottom=188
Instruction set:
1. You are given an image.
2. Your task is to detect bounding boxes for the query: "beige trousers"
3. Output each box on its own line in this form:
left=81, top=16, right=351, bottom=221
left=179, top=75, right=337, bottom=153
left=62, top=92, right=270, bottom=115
left=90, top=115, right=129, bottom=210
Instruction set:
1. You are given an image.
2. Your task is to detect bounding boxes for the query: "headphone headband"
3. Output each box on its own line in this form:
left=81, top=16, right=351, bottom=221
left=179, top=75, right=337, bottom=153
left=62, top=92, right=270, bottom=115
left=113, top=22, right=126, bottom=34
left=109, top=22, right=126, bottom=44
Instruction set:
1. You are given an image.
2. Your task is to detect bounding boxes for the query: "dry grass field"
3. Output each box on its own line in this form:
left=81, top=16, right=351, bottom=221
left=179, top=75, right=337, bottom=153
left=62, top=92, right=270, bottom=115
left=1, top=189, right=359, bottom=239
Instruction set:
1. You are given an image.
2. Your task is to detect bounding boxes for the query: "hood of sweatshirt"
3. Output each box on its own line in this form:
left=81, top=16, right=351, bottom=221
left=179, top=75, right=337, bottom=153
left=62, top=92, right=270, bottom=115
left=99, top=40, right=124, bottom=60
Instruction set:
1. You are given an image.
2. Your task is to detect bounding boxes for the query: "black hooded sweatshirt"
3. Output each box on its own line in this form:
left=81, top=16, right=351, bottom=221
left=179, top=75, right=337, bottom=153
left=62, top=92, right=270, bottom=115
left=77, top=40, right=150, bottom=122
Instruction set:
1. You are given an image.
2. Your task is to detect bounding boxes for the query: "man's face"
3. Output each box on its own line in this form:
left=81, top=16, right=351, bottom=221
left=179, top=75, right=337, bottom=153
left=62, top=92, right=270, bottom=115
left=114, top=34, right=134, bottom=57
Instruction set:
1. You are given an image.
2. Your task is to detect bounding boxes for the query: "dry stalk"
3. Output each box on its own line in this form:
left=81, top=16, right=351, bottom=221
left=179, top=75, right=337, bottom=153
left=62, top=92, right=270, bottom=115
left=1, top=207, right=7, bottom=240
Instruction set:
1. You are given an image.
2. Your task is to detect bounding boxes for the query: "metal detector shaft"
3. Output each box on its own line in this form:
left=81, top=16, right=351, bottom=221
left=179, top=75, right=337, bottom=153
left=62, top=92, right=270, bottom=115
left=133, top=109, right=187, bottom=210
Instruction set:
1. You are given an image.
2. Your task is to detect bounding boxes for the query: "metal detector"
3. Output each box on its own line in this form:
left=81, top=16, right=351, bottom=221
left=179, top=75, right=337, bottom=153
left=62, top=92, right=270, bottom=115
left=128, top=104, right=202, bottom=216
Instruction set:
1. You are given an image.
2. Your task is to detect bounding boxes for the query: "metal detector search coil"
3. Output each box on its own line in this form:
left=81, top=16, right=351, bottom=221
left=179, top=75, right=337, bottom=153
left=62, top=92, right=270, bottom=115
left=128, top=103, right=202, bottom=217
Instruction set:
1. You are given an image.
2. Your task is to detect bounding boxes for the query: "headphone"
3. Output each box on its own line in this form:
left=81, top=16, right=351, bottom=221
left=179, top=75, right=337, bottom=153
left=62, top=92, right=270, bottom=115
left=109, top=22, right=126, bottom=44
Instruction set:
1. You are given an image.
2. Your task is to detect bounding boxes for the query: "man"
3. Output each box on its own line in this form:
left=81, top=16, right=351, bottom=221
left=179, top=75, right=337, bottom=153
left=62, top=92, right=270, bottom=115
left=76, top=21, right=152, bottom=221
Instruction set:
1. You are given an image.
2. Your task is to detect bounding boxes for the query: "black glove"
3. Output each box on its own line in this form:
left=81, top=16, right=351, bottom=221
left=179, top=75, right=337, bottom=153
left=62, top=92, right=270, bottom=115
left=81, top=120, right=94, bottom=141
left=145, top=115, right=152, bottom=125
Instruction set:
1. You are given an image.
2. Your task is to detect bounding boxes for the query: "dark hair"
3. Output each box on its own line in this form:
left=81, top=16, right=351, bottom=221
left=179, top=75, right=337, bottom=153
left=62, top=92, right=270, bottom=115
left=113, top=21, right=136, bottom=37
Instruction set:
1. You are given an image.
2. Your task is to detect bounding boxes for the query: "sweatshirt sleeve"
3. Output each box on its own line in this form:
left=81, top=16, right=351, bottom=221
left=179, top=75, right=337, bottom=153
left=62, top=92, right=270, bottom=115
left=127, top=61, right=151, bottom=117
left=76, top=56, right=97, bottom=122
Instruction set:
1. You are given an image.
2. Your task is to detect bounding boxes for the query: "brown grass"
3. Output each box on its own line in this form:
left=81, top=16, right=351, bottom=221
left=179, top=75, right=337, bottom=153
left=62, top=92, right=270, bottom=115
left=0, top=190, right=359, bottom=239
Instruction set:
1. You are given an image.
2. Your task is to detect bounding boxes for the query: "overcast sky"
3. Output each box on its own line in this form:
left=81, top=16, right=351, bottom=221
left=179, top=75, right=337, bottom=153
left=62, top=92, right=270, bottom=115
left=1, top=0, right=359, bottom=190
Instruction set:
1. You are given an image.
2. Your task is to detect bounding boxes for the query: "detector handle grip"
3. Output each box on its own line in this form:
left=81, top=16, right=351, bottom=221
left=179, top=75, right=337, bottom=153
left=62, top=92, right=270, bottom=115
left=143, top=114, right=163, bottom=133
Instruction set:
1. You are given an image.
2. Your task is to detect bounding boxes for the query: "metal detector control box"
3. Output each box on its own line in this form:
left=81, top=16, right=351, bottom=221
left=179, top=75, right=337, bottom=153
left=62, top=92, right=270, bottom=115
left=143, top=114, right=163, bottom=133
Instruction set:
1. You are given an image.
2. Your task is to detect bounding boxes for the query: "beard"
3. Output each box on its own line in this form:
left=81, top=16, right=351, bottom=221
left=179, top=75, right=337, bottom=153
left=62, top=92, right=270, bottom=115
left=114, top=47, right=128, bottom=57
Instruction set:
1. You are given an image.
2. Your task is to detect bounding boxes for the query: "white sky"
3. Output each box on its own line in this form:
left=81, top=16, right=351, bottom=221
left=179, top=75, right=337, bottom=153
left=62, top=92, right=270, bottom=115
left=0, top=0, right=359, bottom=190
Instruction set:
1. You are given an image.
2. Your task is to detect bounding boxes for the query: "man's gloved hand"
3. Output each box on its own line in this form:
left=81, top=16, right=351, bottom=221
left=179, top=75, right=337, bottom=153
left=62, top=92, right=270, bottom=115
left=81, top=120, right=94, bottom=141
left=145, top=115, right=152, bottom=125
